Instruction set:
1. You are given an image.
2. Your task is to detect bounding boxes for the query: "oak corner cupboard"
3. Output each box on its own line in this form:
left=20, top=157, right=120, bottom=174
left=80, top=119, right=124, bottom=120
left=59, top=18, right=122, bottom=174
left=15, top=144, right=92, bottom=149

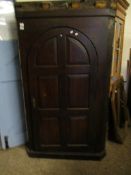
left=15, top=0, right=129, bottom=159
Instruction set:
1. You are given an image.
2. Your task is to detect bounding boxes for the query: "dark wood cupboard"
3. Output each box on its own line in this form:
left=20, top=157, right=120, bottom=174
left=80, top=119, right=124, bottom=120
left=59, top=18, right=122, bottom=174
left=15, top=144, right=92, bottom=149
left=15, top=0, right=129, bottom=159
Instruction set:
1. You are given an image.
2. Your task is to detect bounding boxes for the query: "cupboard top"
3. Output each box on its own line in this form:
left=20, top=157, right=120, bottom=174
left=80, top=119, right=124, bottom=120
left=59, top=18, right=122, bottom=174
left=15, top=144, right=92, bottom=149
left=15, top=0, right=129, bottom=19
left=15, top=8, right=116, bottom=18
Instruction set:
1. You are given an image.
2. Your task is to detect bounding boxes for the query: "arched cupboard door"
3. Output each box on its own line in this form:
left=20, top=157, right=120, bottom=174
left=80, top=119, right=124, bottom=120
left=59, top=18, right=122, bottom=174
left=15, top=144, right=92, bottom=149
left=28, top=27, right=98, bottom=151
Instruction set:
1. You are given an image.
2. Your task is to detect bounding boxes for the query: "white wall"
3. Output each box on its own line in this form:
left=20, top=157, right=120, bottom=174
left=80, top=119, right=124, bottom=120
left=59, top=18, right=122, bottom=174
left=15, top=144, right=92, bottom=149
left=122, top=0, right=131, bottom=80
left=0, top=1, right=26, bottom=149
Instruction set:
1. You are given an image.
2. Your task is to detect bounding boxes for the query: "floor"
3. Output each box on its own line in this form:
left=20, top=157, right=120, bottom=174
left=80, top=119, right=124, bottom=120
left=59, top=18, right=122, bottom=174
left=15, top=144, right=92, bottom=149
left=0, top=128, right=131, bottom=175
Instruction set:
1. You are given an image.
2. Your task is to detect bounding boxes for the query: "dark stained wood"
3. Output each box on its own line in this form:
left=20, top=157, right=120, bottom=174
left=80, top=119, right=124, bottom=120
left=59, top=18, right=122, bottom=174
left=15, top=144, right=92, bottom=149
left=67, top=37, right=89, bottom=65
left=15, top=7, right=115, bottom=18
left=67, top=75, right=89, bottom=107
left=38, top=116, right=61, bottom=146
left=37, top=76, right=59, bottom=108
left=66, top=115, right=88, bottom=145
left=15, top=1, right=128, bottom=159
left=25, top=26, right=98, bottom=152
left=36, top=37, right=58, bottom=65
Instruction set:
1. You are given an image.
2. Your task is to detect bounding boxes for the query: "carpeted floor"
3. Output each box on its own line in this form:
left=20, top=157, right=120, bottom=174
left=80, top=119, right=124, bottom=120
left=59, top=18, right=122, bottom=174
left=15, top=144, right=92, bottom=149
left=0, top=128, right=131, bottom=175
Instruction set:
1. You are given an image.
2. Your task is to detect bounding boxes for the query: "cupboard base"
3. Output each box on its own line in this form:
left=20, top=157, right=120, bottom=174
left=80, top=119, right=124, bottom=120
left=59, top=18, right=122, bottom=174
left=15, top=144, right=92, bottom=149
left=26, top=146, right=106, bottom=160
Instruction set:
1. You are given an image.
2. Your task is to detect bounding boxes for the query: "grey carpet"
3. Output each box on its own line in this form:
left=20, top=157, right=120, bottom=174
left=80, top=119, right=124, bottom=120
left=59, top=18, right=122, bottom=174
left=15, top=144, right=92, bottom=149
left=0, top=128, right=131, bottom=175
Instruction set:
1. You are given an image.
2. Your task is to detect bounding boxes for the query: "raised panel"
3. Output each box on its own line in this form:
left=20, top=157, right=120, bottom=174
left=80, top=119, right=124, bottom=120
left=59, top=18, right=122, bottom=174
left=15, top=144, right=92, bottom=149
left=67, top=75, right=89, bottom=108
left=38, top=116, right=61, bottom=146
left=67, top=37, right=89, bottom=65
left=67, top=115, right=88, bottom=145
left=36, top=37, right=58, bottom=65
left=37, top=76, right=59, bottom=108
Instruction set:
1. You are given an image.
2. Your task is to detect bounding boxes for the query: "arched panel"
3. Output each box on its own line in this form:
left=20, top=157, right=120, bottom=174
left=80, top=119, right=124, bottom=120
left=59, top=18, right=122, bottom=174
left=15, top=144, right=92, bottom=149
left=67, top=37, right=89, bottom=65
left=36, top=37, right=58, bottom=65
left=29, top=27, right=97, bottom=68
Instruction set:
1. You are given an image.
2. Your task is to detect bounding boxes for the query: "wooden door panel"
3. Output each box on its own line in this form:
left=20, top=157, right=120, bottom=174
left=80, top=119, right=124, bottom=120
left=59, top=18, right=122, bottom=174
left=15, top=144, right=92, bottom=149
left=66, top=74, right=89, bottom=108
left=36, top=37, right=58, bottom=66
left=38, top=116, right=61, bottom=147
left=66, top=37, right=89, bottom=65
left=63, top=29, right=97, bottom=149
left=66, top=115, right=88, bottom=146
left=27, top=27, right=97, bottom=150
left=37, top=76, right=59, bottom=108
left=27, top=29, right=63, bottom=149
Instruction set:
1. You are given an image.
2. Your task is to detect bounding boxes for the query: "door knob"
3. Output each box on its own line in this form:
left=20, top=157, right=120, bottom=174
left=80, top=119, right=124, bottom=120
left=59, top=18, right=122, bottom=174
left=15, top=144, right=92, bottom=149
left=70, top=30, right=74, bottom=34
left=75, top=32, right=79, bottom=36
left=60, top=34, right=63, bottom=37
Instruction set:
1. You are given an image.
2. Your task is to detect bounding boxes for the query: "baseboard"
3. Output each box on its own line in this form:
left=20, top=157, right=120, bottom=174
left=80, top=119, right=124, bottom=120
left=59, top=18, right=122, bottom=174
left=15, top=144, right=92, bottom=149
left=26, top=146, right=106, bottom=160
